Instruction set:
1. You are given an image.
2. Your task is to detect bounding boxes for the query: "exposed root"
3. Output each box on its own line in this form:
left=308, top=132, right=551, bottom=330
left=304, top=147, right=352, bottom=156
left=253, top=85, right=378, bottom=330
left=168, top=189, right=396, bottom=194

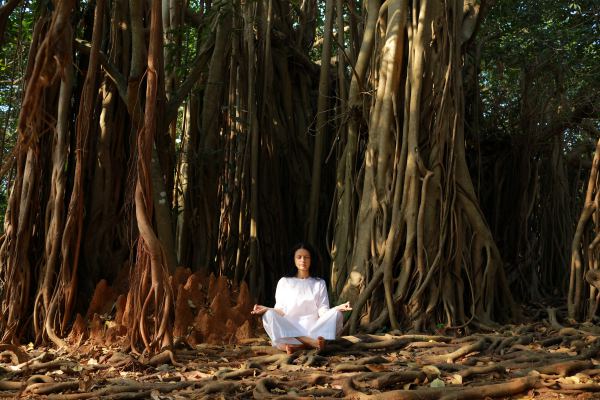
left=45, top=381, right=197, bottom=399
left=422, top=338, right=487, bottom=364
left=143, top=349, right=182, bottom=367
left=1, top=320, right=599, bottom=399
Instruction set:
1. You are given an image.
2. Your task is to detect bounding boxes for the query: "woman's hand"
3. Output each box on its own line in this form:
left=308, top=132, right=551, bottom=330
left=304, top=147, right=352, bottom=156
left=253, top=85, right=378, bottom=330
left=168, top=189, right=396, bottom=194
left=251, top=304, right=269, bottom=315
left=251, top=305, right=285, bottom=316
left=335, top=301, right=352, bottom=312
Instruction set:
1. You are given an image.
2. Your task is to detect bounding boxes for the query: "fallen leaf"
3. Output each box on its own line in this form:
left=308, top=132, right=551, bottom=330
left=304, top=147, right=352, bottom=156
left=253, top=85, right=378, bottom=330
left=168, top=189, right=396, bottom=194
left=422, top=365, right=441, bottom=376
left=450, top=374, right=463, bottom=385
left=180, top=370, right=211, bottom=380
left=366, top=364, right=388, bottom=372
left=557, top=376, right=580, bottom=384
left=430, top=378, right=445, bottom=388
left=48, top=369, right=64, bottom=375
left=574, top=373, right=590, bottom=382
left=150, top=389, right=162, bottom=400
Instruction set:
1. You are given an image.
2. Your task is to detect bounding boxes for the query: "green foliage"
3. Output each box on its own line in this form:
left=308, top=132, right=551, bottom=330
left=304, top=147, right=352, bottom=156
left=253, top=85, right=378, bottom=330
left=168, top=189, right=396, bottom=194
left=472, top=0, right=599, bottom=299
left=478, top=0, right=599, bottom=141
left=0, top=1, right=34, bottom=227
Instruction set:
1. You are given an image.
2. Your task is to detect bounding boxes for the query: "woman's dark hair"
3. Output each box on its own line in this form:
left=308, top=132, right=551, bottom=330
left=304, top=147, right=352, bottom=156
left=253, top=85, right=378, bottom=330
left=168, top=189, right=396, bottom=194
left=285, top=242, right=322, bottom=278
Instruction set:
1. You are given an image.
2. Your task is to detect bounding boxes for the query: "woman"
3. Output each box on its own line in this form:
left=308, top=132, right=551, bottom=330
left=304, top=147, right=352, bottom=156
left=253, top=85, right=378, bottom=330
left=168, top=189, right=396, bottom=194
left=251, top=243, right=352, bottom=353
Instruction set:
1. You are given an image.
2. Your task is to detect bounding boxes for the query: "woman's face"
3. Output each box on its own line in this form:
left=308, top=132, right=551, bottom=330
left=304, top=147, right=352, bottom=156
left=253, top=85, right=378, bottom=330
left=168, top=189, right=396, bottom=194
left=294, top=248, right=312, bottom=273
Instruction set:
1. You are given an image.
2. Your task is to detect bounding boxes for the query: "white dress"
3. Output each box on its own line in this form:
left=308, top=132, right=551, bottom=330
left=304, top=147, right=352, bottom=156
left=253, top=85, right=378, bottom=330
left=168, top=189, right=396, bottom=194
left=262, top=277, right=343, bottom=346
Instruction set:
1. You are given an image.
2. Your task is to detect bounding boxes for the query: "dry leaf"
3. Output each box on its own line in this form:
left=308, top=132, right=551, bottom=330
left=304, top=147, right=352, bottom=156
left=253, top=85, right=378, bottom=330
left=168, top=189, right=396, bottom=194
left=557, top=376, right=580, bottom=384
left=450, top=374, right=463, bottom=385
left=366, top=364, right=388, bottom=372
left=430, top=378, right=445, bottom=388
left=422, top=365, right=441, bottom=376
left=574, top=373, right=590, bottom=382
left=48, top=369, right=64, bottom=375
left=181, top=370, right=212, bottom=380
left=150, top=390, right=162, bottom=400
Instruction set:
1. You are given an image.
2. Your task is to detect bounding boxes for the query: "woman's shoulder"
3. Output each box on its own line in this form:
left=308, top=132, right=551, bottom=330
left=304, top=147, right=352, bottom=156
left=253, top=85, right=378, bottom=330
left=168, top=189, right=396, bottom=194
left=312, top=277, right=326, bottom=287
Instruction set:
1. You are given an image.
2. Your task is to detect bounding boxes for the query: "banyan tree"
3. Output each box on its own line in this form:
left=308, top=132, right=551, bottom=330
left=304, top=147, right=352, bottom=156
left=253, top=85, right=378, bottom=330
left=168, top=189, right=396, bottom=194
left=0, top=0, right=597, bottom=352
left=570, top=130, right=600, bottom=322
left=0, top=0, right=331, bottom=350
left=329, top=0, right=517, bottom=333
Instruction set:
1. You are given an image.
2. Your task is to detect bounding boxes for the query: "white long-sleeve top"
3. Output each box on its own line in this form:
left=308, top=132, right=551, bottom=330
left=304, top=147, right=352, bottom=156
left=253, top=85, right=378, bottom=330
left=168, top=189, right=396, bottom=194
left=274, top=277, right=330, bottom=319
left=262, top=276, right=343, bottom=346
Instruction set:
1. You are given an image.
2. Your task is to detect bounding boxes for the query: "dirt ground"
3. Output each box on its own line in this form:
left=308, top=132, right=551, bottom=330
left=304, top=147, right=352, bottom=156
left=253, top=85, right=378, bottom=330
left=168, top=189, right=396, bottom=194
left=2, top=310, right=600, bottom=399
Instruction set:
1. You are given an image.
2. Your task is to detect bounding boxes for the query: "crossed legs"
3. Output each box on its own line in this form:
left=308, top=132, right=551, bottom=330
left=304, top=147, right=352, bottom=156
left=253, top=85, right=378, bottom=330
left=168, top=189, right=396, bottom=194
left=262, top=310, right=330, bottom=354
left=277, top=336, right=326, bottom=354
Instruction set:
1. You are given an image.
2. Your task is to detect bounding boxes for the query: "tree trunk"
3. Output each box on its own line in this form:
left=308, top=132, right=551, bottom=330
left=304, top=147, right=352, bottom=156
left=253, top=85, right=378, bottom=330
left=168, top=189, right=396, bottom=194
left=307, top=0, right=334, bottom=244
left=125, top=0, right=174, bottom=353
left=332, top=0, right=517, bottom=333
left=569, top=137, right=600, bottom=321
left=0, top=0, right=72, bottom=344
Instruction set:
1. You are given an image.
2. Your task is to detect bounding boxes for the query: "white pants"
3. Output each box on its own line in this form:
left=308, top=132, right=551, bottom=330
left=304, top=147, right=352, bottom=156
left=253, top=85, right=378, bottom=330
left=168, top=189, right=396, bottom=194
left=262, top=308, right=344, bottom=346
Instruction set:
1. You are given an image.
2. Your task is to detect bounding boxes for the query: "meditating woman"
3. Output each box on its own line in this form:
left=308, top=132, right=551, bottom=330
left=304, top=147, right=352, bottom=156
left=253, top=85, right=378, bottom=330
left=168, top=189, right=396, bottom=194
left=251, top=243, right=352, bottom=353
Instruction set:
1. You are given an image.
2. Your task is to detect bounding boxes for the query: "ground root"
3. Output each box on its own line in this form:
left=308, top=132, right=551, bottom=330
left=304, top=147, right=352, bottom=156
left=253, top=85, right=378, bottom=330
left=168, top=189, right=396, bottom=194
left=44, top=381, right=198, bottom=399
left=1, top=317, right=600, bottom=399
left=343, top=373, right=540, bottom=399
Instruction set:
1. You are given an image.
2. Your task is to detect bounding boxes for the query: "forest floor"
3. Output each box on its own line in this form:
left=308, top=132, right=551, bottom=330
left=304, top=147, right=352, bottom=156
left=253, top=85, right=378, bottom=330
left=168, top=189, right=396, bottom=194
left=1, top=306, right=600, bottom=399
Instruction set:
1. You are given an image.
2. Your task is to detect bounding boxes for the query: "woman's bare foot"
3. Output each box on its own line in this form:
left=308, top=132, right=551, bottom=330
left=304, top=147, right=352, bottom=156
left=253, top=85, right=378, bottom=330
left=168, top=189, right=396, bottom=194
left=317, top=336, right=326, bottom=351
left=296, top=336, right=326, bottom=350
left=285, top=343, right=307, bottom=355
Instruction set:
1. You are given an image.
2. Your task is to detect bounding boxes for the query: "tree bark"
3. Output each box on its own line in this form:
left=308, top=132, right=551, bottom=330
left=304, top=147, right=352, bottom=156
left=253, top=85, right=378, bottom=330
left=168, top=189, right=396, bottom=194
left=333, top=0, right=516, bottom=333
left=307, top=0, right=335, bottom=244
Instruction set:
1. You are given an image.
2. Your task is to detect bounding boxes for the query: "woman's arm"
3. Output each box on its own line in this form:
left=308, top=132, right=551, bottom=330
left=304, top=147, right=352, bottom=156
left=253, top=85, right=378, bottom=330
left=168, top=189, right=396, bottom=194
left=251, top=278, right=287, bottom=316
left=316, top=280, right=331, bottom=317
left=273, top=278, right=287, bottom=315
